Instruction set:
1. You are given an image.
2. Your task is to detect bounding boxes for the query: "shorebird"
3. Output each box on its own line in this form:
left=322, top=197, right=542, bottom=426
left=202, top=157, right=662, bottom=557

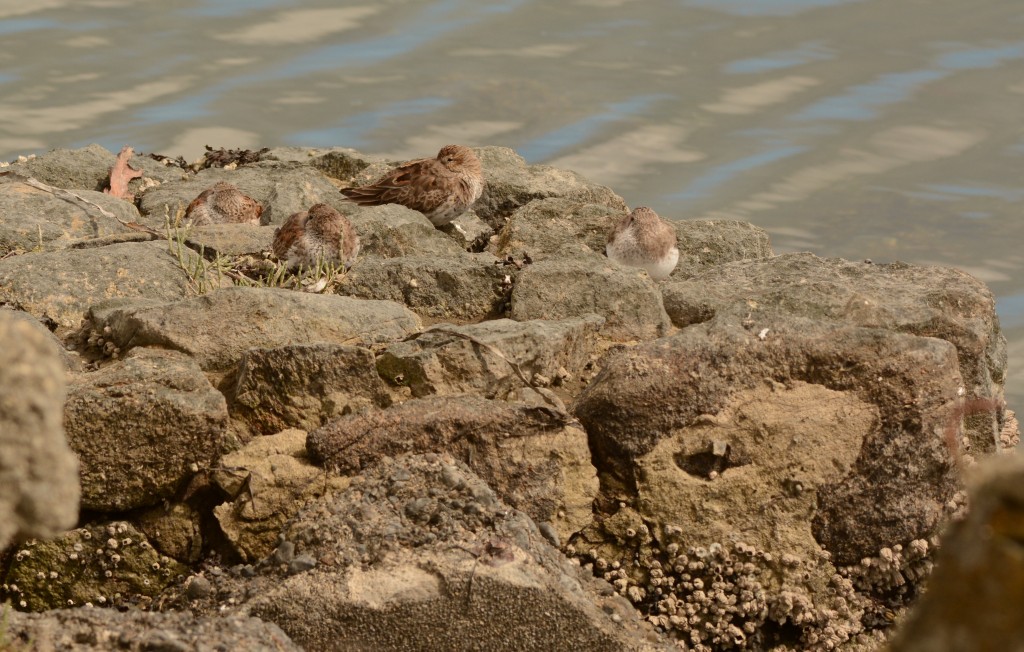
left=272, top=203, right=360, bottom=270
left=340, top=144, right=483, bottom=227
left=605, top=206, right=679, bottom=281
left=184, top=181, right=263, bottom=226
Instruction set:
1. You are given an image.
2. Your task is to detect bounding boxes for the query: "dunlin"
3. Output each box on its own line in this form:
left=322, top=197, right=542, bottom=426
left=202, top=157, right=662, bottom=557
left=272, top=203, right=360, bottom=270
left=184, top=181, right=263, bottom=226
left=340, top=144, right=484, bottom=227
left=605, top=207, right=679, bottom=281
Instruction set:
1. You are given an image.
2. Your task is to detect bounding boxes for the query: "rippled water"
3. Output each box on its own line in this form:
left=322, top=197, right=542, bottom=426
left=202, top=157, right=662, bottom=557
left=2, top=0, right=1022, bottom=408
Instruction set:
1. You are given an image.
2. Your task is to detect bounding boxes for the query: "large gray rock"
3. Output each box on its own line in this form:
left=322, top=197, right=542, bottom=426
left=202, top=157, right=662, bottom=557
left=342, top=252, right=507, bottom=323
left=243, top=454, right=664, bottom=652
left=662, top=253, right=1007, bottom=452
left=473, top=147, right=628, bottom=228
left=0, top=306, right=77, bottom=371
left=1, top=606, right=301, bottom=651
left=84, top=286, right=421, bottom=373
left=0, top=241, right=195, bottom=333
left=570, top=318, right=965, bottom=648
left=670, top=218, right=774, bottom=279
left=491, top=198, right=623, bottom=261
left=2, top=520, right=187, bottom=612
left=346, top=203, right=465, bottom=259
left=889, top=456, right=1024, bottom=652
left=6, top=144, right=116, bottom=191
left=378, top=316, right=604, bottom=399
left=307, top=395, right=598, bottom=540
left=230, top=343, right=391, bottom=439
left=0, top=179, right=144, bottom=255
left=138, top=161, right=344, bottom=226
left=180, top=223, right=276, bottom=259
left=0, top=310, right=79, bottom=550
left=64, top=348, right=229, bottom=512
left=510, top=246, right=671, bottom=341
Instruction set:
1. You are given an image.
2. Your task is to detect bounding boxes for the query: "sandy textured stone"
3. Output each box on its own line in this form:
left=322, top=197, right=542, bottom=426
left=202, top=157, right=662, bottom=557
left=1, top=606, right=301, bottom=651
left=308, top=396, right=598, bottom=539
left=662, top=252, right=1006, bottom=452
left=230, top=343, right=391, bottom=440
left=212, top=429, right=349, bottom=562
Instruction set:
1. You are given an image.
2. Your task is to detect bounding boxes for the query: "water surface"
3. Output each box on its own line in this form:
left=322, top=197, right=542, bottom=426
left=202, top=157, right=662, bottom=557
left=1, top=0, right=1021, bottom=408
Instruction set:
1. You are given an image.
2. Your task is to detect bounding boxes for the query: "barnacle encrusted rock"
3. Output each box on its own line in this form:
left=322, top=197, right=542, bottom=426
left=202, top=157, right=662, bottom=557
left=64, top=347, right=229, bottom=512
left=307, top=395, right=598, bottom=540
left=1, top=521, right=186, bottom=611
left=572, top=317, right=966, bottom=648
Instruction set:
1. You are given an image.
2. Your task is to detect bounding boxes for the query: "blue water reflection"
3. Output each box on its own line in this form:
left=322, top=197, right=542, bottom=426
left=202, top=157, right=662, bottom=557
left=725, top=42, right=832, bottom=74
left=685, top=0, right=862, bottom=17
left=289, top=97, right=452, bottom=149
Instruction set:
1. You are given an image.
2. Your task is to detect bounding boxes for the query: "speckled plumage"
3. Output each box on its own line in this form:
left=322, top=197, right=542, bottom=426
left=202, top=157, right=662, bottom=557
left=272, top=203, right=360, bottom=270
left=605, top=206, right=679, bottom=281
left=184, top=181, right=263, bottom=226
left=340, top=145, right=484, bottom=227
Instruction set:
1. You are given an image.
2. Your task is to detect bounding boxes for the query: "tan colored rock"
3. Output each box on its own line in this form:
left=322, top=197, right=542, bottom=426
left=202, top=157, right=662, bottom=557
left=307, top=395, right=598, bottom=540
left=212, top=429, right=348, bottom=562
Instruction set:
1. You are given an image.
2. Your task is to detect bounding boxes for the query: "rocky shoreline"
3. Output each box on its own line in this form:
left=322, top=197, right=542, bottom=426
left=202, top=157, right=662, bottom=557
left=0, top=144, right=1020, bottom=651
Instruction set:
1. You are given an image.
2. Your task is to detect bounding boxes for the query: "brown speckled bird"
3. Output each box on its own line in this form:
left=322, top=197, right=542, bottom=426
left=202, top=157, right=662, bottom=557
left=272, top=203, right=360, bottom=270
left=184, top=181, right=263, bottom=226
left=605, top=207, right=679, bottom=281
left=340, top=144, right=484, bottom=227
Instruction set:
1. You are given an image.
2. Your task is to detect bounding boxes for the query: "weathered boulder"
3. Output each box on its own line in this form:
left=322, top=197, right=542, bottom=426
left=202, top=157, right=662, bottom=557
left=0, top=310, right=79, bottom=550
left=473, top=147, right=628, bottom=227
left=378, top=316, right=604, bottom=399
left=138, top=161, right=343, bottom=226
left=510, top=246, right=671, bottom=341
left=6, top=144, right=116, bottom=191
left=346, top=203, right=465, bottom=258
left=669, top=219, right=774, bottom=279
left=0, top=241, right=195, bottom=333
left=133, top=502, right=204, bottom=564
left=1, top=520, right=186, bottom=611
left=64, top=348, right=229, bottom=512
left=307, top=395, right=598, bottom=540
left=243, top=454, right=665, bottom=652
left=662, top=253, right=1006, bottom=452
left=491, top=198, right=622, bottom=261
left=1, top=608, right=302, bottom=652
left=439, top=210, right=494, bottom=252
left=212, top=429, right=349, bottom=562
left=888, top=456, right=1024, bottom=652
left=83, top=286, right=421, bottom=374
left=342, top=252, right=507, bottom=323
left=0, top=306, right=78, bottom=371
left=230, top=343, right=391, bottom=439
left=0, top=179, right=144, bottom=255
left=571, top=319, right=965, bottom=648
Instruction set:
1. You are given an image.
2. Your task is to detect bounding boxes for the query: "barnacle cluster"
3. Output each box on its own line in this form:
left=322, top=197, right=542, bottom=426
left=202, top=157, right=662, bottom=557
left=570, top=525, right=867, bottom=650
left=1, top=521, right=186, bottom=611
left=842, top=538, right=935, bottom=597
